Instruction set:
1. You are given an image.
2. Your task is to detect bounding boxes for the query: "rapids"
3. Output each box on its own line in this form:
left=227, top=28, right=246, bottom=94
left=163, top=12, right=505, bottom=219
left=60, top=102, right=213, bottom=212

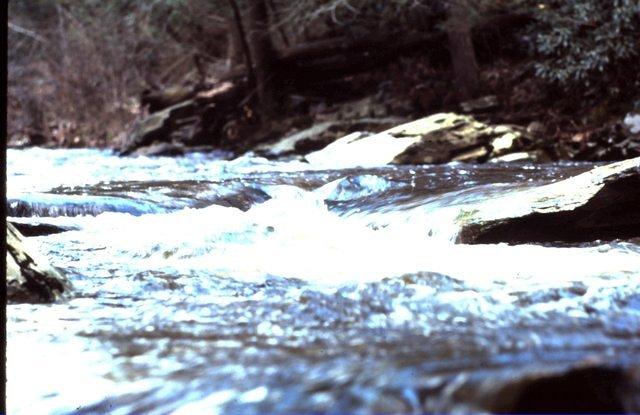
left=6, top=148, right=640, bottom=414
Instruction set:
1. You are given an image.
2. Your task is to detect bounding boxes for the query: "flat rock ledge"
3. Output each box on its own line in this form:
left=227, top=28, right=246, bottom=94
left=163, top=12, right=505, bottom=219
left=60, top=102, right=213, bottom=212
left=457, top=156, right=640, bottom=244
left=7, top=222, right=71, bottom=303
left=305, top=113, right=542, bottom=168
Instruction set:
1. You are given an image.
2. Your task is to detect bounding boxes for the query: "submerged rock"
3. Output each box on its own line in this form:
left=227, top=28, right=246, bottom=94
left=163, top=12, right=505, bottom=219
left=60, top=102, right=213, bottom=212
left=442, top=363, right=640, bottom=413
left=458, top=157, right=640, bottom=244
left=305, top=113, right=535, bottom=168
left=7, top=222, right=71, bottom=303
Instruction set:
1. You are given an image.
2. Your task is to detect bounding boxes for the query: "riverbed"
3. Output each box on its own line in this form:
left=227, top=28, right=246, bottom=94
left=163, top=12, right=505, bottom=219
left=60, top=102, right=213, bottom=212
left=6, top=148, right=640, bottom=413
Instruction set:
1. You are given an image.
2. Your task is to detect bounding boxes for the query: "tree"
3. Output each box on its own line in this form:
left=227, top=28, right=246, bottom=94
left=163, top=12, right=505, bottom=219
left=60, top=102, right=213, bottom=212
left=247, top=0, right=278, bottom=117
left=446, top=0, right=480, bottom=101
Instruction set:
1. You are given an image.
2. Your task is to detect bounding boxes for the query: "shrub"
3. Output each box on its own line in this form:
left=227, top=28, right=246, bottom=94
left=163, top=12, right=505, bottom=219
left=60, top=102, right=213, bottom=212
left=528, top=0, right=640, bottom=93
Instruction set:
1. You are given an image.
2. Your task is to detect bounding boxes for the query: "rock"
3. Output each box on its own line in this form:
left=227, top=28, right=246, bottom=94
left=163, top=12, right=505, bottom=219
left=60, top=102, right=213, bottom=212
left=255, top=117, right=406, bottom=158
left=562, top=117, right=640, bottom=162
left=305, top=113, right=529, bottom=168
left=120, top=81, right=245, bottom=156
left=439, top=363, right=640, bottom=414
left=459, top=95, right=499, bottom=113
left=6, top=222, right=71, bottom=303
left=129, top=141, right=186, bottom=157
left=255, top=121, right=337, bottom=158
left=624, top=112, right=640, bottom=134
left=141, top=85, right=200, bottom=113
left=8, top=220, right=77, bottom=237
left=457, top=157, right=640, bottom=244
left=526, top=121, right=546, bottom=138
left=119, top=100, right=197, bottom=156
left=488, top=150, right=551, bottom=163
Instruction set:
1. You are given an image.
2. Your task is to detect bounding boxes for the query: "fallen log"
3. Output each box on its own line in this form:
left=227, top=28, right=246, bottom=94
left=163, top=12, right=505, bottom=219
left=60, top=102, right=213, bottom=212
left=278, top=33, right=447, bottom=86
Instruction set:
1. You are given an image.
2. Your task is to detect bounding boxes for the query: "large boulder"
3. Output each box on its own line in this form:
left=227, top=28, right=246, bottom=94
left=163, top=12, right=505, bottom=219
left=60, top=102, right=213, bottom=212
left=119, top=81, right=244, bottom=156
left=457, top=157, right=640, bottom=244
left=254, top=117, right=406, bottom=159
left=7, top=222, right=71, bottom=303
left=305, top=113, right=539, bottom=168
left=119, top=100, right=198, bottom=156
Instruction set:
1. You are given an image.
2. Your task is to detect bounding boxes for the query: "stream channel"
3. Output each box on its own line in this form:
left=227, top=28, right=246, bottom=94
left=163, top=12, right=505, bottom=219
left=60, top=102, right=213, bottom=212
left=6, top=148, right=640, bottom=414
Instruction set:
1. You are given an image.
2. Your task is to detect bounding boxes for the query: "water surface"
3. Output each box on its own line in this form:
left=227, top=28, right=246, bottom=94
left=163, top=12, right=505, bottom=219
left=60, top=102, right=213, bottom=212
left=7, top=148, right=640, bottom=414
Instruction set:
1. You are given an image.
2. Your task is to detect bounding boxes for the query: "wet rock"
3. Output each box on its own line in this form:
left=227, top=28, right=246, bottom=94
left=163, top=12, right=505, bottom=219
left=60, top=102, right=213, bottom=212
left=6, top=222, right=71, bottom=303
left=8, top=220, right=77, bottom=237
left=305, top=113, right=531, bottom=168
left=130, top=141, right=186, bottom=157
left=255, top=121, right=338, bottom=158
left=507, top=366, right=637, bottom=413
left=443, top=363, right=640, bottom=414
left=488, top=150, right=551, bottom=163
left=458, top=157, right=640, bottom=244
left=7, top=194, right=163, bottom=217
left=255, top=117, right=405, bottom=158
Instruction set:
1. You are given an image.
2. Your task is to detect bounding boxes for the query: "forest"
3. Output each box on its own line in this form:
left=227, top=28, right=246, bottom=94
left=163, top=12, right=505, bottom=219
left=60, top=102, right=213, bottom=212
left=8, top=0, right=640, bottom=159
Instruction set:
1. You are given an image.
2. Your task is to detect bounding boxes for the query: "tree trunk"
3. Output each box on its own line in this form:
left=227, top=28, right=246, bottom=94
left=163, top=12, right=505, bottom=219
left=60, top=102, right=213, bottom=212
left=447, top=0, right=480, bottom=101
left=247, top=0, right=278, bottom=117
left=226, top=0, right=255, bottom=89
left=225, top=17, right=244, bottom=69
left=25, top=96, right=49, bottom=145
left=265, top=0, right=289, bottom=47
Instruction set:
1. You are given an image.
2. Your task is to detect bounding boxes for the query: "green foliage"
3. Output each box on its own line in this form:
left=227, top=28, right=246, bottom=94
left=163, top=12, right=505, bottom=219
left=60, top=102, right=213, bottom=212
left=529, top=0, right=640, bottom=92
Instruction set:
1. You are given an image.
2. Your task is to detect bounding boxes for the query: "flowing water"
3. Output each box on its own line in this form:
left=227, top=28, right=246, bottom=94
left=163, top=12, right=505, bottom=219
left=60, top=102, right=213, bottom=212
left=6, top=148, right=640, bottom=414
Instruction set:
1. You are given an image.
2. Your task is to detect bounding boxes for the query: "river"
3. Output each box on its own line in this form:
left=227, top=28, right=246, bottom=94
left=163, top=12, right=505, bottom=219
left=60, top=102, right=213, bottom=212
left=6, top=148, right=640, bottom=413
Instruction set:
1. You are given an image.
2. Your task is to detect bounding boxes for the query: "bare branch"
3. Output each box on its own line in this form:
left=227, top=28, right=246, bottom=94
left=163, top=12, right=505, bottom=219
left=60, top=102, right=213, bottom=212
left=8, top=22, right=47, bottom=43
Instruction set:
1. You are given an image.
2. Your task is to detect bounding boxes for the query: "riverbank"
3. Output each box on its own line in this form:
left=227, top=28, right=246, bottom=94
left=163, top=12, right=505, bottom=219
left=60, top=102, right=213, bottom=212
left=8, top=57, right=640, bottom=165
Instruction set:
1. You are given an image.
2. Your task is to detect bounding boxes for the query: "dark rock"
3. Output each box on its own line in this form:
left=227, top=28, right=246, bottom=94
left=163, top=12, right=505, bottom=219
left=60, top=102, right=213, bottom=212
left=119, top=100, right=197, bottom=156
left=457, top=157, right=640, bottom=244
left=7, top=222, right=71, bottom=303
left=508, top=366, right=631, bottom=413
left=120, top=81, right=245, bottom=156
left=565, top=118, right=640, bottom=162
left=8, top=220, right=77, bottom=237
left=444, top=363, right=640, bottom=414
